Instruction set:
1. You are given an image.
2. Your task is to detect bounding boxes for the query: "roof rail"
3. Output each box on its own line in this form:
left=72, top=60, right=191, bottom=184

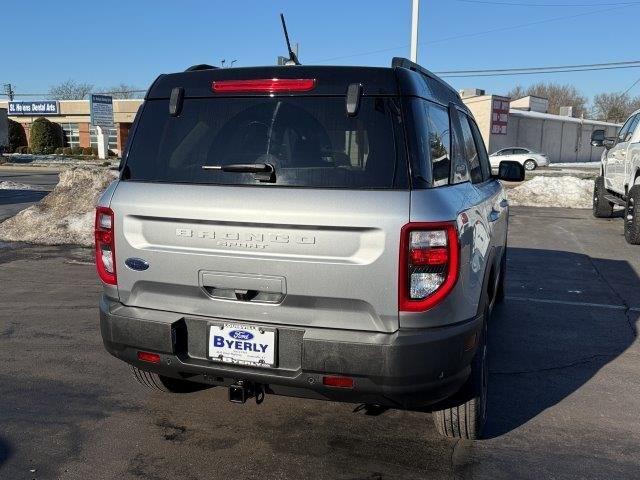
left=391, top=57, right=435, bottom=78
left=391, top=57, right=460, bottom=98
left=184, top=64, right=219, bottom=72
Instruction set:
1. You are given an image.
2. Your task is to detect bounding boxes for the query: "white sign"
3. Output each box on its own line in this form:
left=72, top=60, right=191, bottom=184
left=208, top=323, right=276, bottom=367
left=90, top=94, right=114, bottom=127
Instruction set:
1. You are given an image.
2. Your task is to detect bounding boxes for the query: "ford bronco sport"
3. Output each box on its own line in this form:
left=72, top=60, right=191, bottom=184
left=591, top=111, right=640, bottom=244
left=96, top=58, right=524, bottom=440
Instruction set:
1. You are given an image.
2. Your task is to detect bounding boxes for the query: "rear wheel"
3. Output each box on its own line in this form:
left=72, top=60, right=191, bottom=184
left=523, top=159, right=537, bottom=171
left=432, top=318, right=488, bottom=440
left=593, top=176, right=614, bottom=218
left=129, top=365, right=211, bottom=393
left=624, top=185, right=640, bottom=244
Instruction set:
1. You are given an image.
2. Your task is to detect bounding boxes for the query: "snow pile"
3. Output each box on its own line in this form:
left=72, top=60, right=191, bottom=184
left=0, top=181, right=42, bottom=190
left=550, top=162, right=601, bottom=169
left=507, top=176, right=594, bottom=209
left=0, top=168, right=118, bottom=246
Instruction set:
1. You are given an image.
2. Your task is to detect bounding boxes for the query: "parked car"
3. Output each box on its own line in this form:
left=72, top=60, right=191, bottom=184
left=489, top=147, right=549, bottom=171
left=96, top=58, right=524, bottom=440
left=591, top=110, right=640, bottom=244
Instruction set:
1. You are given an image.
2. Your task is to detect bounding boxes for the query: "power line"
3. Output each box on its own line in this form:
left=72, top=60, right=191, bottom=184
left=623, top=76, right=640, bottom=95
left=436, top=60, right=640, bottom=74
left=0, top=89, right=147, bottom=98
left=439, top=64, right=640, bottom=78
left=312, top=4, right=633, bottom=63
left=456, top=0, right=640, bottom=6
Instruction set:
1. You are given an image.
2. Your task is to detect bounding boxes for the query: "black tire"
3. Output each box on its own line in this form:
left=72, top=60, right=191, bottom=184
left=432, top=318, right=488, bottom=440
left=624, top=185, right=640, bottom=244
left=593, top=176, right=614, bottom=218
left=523, top=159, right=537, bottom=171
left=129, top=365, right=211, bottom=393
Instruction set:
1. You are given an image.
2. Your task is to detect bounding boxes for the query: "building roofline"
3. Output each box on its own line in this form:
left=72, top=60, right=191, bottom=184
left=509, top=108, right=621, bottom=127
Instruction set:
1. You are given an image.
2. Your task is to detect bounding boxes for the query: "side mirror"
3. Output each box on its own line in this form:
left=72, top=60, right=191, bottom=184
left=497, top=160, right=525, bottom=182
left=591, top=129, right=605, bottom=147
left=603, top=137, right=616, bottom=149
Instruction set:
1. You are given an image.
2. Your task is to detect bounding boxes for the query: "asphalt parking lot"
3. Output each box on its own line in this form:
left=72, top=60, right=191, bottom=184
left=0, top=169, right=58, bottom=222
left=1, top=187, right=639, bottom=478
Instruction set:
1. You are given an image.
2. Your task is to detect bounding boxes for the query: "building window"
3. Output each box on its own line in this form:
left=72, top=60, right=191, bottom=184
left=60, top=123, right=80, bottom=148
left=90, top=126, right=118, bottom=150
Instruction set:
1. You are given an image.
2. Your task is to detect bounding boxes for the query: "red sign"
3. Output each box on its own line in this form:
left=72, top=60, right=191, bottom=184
left=491, top=96, right=510, bottom=135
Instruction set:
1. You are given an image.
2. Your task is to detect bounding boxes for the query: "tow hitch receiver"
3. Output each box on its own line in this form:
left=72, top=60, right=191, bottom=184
left=229, top=381, right=265, bottom=404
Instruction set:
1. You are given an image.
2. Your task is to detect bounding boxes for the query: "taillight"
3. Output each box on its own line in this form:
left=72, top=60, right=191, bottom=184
left=211, top=78, right=316, bottom=94
left=95, top=206, right=117, bottom=285
left=399, top=222, right=459, bottom=312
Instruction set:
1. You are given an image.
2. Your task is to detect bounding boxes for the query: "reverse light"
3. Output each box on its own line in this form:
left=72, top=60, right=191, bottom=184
left=322, top=375, right=354, bottom=389
left=95, top=206, right=117, bottom=285
left=137, top=351, right=161, bottom=364
left=211, top=78, right=316, bottom=94
left=399, top=222, right=459, bottom=312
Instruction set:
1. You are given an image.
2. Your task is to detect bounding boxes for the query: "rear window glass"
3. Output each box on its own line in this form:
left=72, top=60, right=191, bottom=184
left=123, top=97, right=407, bottom=189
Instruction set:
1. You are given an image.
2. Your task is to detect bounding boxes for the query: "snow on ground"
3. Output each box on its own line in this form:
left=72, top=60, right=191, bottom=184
left=5, top=153, right=119, bottom=168
left=0, top=168, right=118, bottom=246
left=507, top=175, right=594, bottom=209
left=0, top=181, right=43, bottom=190
left=549, top=162, right=601, bottom=169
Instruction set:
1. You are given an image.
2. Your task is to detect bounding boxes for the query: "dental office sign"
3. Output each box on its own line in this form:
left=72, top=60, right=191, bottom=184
left=8, top=101, right=59, bottom=116
left=90, top=94, right=114, bottom=127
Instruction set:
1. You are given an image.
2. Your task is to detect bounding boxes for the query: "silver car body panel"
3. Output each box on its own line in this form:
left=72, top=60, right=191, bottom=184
left=100, top=177, right=507, bottom=333
left=107, top=182, right=411, bottom=333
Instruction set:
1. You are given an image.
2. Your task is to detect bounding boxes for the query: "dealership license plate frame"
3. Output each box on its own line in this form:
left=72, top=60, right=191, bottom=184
left=208, top=323, right=278, bottom=368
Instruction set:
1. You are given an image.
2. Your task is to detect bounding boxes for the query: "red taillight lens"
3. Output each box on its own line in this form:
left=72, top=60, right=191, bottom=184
left=399, top=222, right=459, bottom=312
left=322, top=376, right=354, bottom=389
left=137, top=351, right=161, bottom=364
left=211, top=78, right=316, bottom=94
left=95, top=206, right=117, bottom=285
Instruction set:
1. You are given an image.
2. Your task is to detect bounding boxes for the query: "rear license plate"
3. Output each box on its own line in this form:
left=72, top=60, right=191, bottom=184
left=208, top=323, right=276, bottom=367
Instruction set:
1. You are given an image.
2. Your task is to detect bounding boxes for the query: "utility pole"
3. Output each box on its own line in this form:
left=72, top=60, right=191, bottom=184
left=410, top=0, right=420, bottom=63
left=3, top=83, right=15, bottom=101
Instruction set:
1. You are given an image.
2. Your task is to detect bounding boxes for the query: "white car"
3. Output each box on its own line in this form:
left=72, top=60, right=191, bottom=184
left=489, top=147, right=549, bottom=171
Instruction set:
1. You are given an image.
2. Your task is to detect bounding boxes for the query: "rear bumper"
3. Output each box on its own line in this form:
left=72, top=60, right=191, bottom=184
left=99, top=296, right=483, bottom=409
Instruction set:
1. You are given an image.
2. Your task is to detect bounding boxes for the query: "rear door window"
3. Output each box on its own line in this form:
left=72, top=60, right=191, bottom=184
left=459, top=112, right=483, bottom=184
left=467, top=117, right=491, bottom=181
left=124, top=96, right=407, bottom=189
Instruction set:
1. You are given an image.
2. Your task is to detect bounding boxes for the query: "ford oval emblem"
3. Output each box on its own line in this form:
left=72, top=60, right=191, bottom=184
left=229, top=330, right=254, bottom=341
left=125, top=258, right=150, bottom=271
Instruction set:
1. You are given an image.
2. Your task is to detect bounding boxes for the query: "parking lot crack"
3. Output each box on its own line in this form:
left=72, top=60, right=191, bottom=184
left=584, top=255, right=637, bottom=339
left=490, top=354, right=618, bottom=375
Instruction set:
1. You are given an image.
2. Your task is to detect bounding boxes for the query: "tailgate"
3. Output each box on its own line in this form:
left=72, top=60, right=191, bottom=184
left=110, top=182, right=409, bottom=333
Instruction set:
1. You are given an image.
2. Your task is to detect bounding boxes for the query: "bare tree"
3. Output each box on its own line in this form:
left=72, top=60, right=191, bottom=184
left=102, top=83, right=141, bottom=99
left=506, top=82, right=587, bottom=117
left=592, top=92, right=640, bottom=123
left=506, top=85, right=526, bottom=100
left=49, top=79, right=94, bottom=100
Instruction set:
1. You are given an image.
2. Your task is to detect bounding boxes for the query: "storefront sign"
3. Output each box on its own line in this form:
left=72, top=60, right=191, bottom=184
left=8, top=101, right=59, bottom=116
left=90, top=94, right=114, bottom=127
left=491, top=96, right=510, bottom=135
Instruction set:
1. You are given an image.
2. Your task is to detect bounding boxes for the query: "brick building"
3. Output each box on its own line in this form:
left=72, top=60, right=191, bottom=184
left=0, top=99, right=143, bottom=155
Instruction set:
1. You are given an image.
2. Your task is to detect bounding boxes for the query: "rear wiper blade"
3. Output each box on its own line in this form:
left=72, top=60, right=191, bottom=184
left=202, top=163, right=276, bottom=183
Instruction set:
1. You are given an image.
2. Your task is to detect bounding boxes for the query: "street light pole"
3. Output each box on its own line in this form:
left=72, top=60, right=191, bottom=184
left=410, top=0, right=420, bottom=63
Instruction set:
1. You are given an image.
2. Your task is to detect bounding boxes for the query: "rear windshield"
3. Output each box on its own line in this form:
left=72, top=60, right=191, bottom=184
left=123, top=96, right=408, bottom=189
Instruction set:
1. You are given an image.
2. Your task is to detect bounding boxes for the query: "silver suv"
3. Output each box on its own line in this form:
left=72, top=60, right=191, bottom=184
left=96, top=58, right=524, bottom=440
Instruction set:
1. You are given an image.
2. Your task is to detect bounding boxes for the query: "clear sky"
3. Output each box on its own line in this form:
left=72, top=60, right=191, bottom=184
left=2, top=0, right=640, bottom=103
